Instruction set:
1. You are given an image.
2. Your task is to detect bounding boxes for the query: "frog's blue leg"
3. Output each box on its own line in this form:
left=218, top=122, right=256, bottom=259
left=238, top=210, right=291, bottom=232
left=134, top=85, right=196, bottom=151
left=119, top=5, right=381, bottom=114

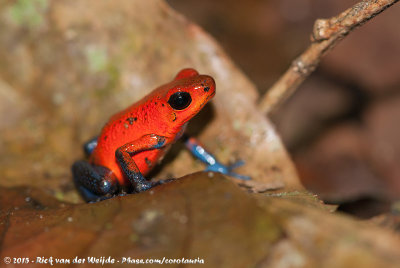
left=183, top=136, right=251, bottom=180
left=83, top=136, right=98, bottom=156
left=72, top=161, right=119, bottom=202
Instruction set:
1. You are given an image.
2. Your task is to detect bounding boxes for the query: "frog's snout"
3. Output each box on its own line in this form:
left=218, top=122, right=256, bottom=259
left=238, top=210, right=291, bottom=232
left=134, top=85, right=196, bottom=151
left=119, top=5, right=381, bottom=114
left=198, top=75, right=216, bottom=97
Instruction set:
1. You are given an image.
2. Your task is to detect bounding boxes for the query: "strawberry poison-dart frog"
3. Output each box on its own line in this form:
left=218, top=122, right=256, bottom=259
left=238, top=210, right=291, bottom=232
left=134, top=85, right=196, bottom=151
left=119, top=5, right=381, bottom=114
left=72, top=68, right=250, bottom=202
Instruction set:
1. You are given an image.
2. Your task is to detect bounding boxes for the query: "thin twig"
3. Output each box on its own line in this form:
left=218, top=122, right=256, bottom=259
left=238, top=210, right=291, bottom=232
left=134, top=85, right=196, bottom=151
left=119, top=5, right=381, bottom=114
left=258, top=0, right=399, bottom=115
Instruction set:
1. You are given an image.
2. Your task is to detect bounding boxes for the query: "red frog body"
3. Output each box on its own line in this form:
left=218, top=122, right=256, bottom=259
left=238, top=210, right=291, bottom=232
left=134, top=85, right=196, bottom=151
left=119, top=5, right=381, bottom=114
left=72, top=68, right=217, bottom=201
left=90, top=68, right=215, bottom=185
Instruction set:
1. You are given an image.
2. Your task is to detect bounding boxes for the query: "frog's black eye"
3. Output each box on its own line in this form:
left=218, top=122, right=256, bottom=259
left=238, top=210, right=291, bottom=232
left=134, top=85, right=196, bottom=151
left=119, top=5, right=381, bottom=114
left=168, top=92, right=192, bottom=110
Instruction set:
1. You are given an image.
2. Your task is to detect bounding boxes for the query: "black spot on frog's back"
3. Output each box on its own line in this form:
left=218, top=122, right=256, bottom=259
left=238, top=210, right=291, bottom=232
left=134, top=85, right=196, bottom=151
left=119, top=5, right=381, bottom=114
left=127, top=117, right=137, bottom=125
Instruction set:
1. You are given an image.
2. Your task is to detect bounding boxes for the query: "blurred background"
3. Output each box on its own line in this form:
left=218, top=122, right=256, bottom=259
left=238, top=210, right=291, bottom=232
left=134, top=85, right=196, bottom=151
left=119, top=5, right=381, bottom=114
left=167, top=0, right=400, bottom=218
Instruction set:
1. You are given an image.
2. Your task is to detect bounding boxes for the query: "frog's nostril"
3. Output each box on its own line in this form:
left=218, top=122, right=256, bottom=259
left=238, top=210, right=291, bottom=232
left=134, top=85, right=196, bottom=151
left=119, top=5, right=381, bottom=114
left=204, top=86, right=210, bottom=92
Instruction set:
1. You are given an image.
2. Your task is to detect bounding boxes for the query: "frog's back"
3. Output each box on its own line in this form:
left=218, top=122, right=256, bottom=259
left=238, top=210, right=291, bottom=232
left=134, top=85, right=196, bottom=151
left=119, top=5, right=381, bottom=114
left=89, top=101, right=167, bottom=184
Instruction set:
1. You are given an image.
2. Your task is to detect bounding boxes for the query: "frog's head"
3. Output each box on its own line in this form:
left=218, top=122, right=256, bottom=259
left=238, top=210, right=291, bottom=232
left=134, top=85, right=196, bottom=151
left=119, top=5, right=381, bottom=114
left=160, top=68, right=216, bottom=126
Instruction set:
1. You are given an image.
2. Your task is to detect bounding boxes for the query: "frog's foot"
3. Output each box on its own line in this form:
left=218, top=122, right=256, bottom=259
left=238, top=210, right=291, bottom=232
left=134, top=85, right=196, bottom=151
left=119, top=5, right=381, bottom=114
left=80, top=187, right=116, bottom=203
left=150, top=178, right=176, bottom=187
left=127, top=178, right=175, bottom=194
left=72, top=161, right=119, bottom=202
left=205, top=160, right=251, bottom=181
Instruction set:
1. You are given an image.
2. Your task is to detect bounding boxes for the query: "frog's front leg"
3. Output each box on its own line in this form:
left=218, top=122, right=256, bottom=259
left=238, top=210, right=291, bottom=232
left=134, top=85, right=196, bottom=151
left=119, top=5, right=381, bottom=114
left=184, top=136, right=251, bottom=181
left=72, top=161, right=119, bottom=202
left=115, top=134, right=167, bottom=193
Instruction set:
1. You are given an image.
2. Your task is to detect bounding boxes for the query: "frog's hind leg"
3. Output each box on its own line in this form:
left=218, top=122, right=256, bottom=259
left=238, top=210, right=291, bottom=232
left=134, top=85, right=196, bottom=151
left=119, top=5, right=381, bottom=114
left=72, top=161, right=119, bottom=202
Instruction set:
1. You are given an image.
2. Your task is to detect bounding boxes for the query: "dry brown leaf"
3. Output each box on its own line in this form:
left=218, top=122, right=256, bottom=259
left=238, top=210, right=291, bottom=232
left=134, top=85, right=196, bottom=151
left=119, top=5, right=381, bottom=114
left=1, top=173, right=399, bottom=268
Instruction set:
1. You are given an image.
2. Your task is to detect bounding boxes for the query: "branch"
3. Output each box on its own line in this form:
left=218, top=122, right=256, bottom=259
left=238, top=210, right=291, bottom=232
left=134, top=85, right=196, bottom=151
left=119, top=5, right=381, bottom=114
left=258, top=0, right=399, bottom=115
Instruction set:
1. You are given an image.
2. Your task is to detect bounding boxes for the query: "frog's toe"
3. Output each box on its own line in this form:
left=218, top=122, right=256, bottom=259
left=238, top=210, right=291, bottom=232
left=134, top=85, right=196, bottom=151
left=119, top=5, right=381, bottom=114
left=205, top=161, right=251, bottom=181
left=150, top=178, right=176, bottom=187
